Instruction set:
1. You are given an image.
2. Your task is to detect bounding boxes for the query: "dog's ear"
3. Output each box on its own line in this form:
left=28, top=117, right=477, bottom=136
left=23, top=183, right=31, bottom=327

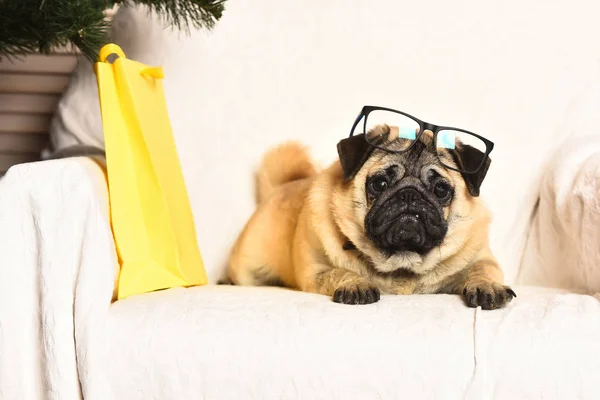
left=448, top=144, right=491, bottom=197
left=337, top=134, right=376, bottom=180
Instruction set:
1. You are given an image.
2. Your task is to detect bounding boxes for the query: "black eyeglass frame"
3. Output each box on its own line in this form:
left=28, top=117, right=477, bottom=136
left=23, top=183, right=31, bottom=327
left=348, top=105, right=495, bottom=174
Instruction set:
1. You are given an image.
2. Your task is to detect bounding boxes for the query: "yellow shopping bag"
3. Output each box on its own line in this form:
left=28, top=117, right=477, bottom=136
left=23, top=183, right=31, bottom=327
left=94, top=44, right=207, bottom=300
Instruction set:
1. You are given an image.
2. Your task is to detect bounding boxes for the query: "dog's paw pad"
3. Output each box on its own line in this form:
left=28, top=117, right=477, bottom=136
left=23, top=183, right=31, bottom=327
left=463, top=283, right=515, bottom=310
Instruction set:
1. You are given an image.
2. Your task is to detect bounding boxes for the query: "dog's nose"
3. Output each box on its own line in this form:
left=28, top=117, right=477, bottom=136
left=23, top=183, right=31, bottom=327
left=397, top=188, right=422, bottom=204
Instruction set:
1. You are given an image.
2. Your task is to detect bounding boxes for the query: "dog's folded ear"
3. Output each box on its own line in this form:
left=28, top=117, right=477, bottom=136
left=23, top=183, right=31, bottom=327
left=449, top=144, right=491, bottom=197
left=337, top=134, right=376, bottom=180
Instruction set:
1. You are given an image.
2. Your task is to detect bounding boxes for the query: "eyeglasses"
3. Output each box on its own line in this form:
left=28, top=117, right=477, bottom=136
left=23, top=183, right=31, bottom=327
left=348, top=105, right=494, bottom=174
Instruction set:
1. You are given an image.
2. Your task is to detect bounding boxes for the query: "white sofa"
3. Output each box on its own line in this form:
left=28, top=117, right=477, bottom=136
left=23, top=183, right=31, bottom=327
left=2, top=1, right=600, bottom=399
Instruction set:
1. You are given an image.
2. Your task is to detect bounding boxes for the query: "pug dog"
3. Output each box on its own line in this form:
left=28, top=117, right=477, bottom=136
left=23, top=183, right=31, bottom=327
left=224, top=124, right=516, bottom=309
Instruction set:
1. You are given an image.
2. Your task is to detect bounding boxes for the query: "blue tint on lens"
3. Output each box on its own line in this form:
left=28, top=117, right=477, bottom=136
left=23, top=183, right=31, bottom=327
left=438, top=131, right=456, bottom=149
left=399, top=126, right=417, bottom=140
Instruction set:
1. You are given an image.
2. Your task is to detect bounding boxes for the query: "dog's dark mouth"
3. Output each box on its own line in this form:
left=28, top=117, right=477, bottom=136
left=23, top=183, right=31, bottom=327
left=389, top=214, right=425, bottom=245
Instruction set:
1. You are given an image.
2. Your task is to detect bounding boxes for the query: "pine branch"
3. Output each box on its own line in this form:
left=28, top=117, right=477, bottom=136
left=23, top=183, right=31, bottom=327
left=117, top=0, right=226, bottom=31
left=0, top=0, right=226, bottom=61
left=0, top=1, right=108, bottom=59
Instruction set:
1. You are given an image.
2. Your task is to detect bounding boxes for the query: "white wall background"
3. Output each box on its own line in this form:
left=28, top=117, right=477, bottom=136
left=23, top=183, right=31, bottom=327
left=67, top=0, right=600, bottom=283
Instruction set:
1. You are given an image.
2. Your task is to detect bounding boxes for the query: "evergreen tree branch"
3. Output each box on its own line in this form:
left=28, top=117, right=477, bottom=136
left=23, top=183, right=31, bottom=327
left=117, top=0, right=226, bottom=31
left=0, top=0, right=226, bottom=61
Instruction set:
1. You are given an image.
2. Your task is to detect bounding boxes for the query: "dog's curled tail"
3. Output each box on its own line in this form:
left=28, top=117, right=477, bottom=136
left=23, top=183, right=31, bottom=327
left=256, top=141, right=317, bottom=204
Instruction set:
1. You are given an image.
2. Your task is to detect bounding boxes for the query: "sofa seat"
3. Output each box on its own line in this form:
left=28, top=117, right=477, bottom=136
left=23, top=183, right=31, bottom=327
left=103, top=285, right=600, bottom=399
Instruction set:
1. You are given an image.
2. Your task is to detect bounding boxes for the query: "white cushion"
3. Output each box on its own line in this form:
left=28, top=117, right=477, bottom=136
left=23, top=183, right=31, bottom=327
left=47, top=1, right=600, bottom=284
left=100, top=285, right=600, bottom=399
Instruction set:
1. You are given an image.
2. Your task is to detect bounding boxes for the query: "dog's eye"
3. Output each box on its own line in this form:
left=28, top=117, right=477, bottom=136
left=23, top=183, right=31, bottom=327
left=369, top=176, right=389, bottom=195
left=433, top=183, right=451, bottom=199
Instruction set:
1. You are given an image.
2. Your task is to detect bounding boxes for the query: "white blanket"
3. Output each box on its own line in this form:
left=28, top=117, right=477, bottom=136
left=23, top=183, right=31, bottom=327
left=1, top=158, right=600, bottom=400
left=518, top=78, right=600, bottom=293
left=0, top=158, right=117, bottom=400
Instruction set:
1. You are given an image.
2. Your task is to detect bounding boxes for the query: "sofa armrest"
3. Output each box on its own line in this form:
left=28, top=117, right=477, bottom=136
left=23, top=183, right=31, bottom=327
left=518, top=134, right=600, bottom=293
left=0, top=158, right=118, bottom=400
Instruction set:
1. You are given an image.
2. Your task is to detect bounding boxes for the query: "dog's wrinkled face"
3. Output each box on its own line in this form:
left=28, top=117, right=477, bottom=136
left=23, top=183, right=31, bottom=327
left=363, top=142, right=451, bottom=256
left=335, top=125, right=491, bottom=274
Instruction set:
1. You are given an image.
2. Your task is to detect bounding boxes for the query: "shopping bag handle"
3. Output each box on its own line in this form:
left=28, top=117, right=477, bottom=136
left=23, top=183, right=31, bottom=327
left=98, top=44, right=126, bottom=63
left=98, top=43, right=164, bottom=79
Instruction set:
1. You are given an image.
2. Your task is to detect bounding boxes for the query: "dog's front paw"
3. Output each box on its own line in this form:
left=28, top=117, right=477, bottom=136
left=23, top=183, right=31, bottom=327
left=463, top=282, right=516, bottom=310
left=333, top=282, right=380, bottom=305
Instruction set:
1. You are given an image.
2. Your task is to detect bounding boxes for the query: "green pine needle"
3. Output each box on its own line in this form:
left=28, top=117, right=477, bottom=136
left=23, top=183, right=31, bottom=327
left=0, top=0, right=226, bottom=61
left=119, top=0, right=226, bottom=31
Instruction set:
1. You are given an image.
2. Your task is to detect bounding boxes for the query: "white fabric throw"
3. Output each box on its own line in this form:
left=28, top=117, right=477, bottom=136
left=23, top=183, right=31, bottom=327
left=518, top=76, right=600, bottom=293
left=0, top=158, right=117, bottom=400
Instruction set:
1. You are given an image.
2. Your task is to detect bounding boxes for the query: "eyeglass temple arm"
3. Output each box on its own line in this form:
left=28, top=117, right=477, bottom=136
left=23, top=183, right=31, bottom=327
left=348, top=112, right=365, bottom=137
